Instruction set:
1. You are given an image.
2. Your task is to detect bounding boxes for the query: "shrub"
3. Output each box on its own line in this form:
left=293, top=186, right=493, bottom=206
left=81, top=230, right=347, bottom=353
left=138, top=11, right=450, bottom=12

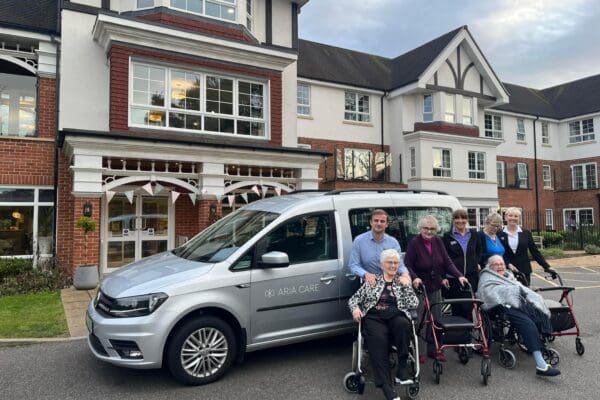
left=539, top=247, right=565, bottom=259
left=584, top=244, right=600, bottom=255
left=541, top=231, right=563, bottom=247
left=0, top=258, right=33, bottom=279
left=0, top=259, right=71, bottom=296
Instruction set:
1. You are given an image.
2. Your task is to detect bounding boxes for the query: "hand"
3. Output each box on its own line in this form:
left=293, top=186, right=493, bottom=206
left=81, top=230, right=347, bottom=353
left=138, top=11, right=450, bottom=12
left=546, top=268, right=558, bottom=280
left=352, top=308, right=364, bottom=322
left=412, top=278, right=423, bottom=288
left=441, top=278, right=450, bottom=289
left=397, top=274, right=411, bottom=286
left=365, top=272, right=377, bottom=286
left=458, top=276, right=469, bottom=287
left=508, top=263, right=518, bottom=272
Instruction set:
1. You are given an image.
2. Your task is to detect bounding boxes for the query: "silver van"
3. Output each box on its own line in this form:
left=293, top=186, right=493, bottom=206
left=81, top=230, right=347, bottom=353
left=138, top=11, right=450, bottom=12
left=86, top=189, right=461, bottom=384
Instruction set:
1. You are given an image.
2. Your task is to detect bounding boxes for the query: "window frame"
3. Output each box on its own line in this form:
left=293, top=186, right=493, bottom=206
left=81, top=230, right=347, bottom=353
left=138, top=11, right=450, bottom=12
left=344, top=91, right=370, bottom=122
left=129, top=61, right=269, bottom=139
left=344, top=148, right=372, bottom=181
left=563, top=208, right=594, bottom=228
left=571, top=162, right=597, bottom=190
left=542, top=165, right=552, bottom=189
left=432, top=148, right=452, bottom=178
left=0, top=71, right=37, bottom=138
left=423, top=94, right=433, bottom=122
left=569, top=119, right=595, bottom=143
left=516, top=118, right=526, bottom=141
left=409, top=147, right=416, bottom=178
left=246, top=0, right=253, bottom=30
left=468, top=151, right=486, bottom=180
left=545, top=209, right=554, bottom=230
left=169, top=0, right=237, bottom=23
left=484, top=113, right=502, bottom=138
left=516, top=162, right=528, bottom=188
left=444, top=93, right=455, bottom=123
left=541, top=121, right=550, bottom=145
left=297, top=83, right=311, bottom=116
left=462, top=97, right=472, bottom=125
left=496, top=160, right=506, bottom=188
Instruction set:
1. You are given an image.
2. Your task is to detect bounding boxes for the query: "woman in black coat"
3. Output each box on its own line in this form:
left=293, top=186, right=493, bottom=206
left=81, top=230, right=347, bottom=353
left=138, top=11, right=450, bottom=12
left=502, top=207, right=557, bottom=286
left=442, top=209, right=482, bottom=320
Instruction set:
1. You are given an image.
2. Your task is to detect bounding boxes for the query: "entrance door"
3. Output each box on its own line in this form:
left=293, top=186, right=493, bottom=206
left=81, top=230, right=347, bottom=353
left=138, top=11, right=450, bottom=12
left=104, top=195, right=172, bottom=272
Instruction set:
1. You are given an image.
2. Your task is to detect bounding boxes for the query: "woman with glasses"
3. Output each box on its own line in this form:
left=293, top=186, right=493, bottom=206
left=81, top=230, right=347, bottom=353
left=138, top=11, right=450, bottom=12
left=404, top=215, right=468, bottom=360
left=478, top=213, right=507, bottom=268
left=502, top=207, right=557, bottom=286
left=442, top=209, right=482, bottom=321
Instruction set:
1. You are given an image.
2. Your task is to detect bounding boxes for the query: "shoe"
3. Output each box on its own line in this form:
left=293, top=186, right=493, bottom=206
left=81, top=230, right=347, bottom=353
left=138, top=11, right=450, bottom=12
left=394, top=366, right=414, bottom=385
left=536, top=366, right=561, bottom=377
left=427, top=351, right=446, bottom=362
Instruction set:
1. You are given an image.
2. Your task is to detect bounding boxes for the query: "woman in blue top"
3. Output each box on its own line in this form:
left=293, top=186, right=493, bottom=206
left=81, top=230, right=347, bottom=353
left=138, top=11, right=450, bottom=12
left=478, top=213, right=507, bottom=268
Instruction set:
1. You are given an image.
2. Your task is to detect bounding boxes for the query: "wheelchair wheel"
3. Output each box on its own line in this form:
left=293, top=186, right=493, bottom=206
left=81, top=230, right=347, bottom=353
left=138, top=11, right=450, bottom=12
left=343, top=372, right=365, bottom=394
left=481, top=358, right=491, bottom=386
left=458, top=348, right=469, bottom=365
left=542, top=348, right=560, bottom=366
left=498, top=348, right=516, bottom=369
left=433, top=360, right=442, bottom=384
left=576, top=337, right=585, bottom=355
left=405, top=383, right=420, bottom=399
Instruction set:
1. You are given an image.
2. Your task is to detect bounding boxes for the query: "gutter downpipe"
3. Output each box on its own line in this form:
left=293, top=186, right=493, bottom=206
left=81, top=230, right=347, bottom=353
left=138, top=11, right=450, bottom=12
left=380, top=92, right=386, bottom=180
left=533, top=116, right=540, bottom=232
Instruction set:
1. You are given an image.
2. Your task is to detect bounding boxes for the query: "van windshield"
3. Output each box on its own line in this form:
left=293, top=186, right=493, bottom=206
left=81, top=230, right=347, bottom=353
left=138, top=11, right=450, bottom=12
left=172, top=209, right=279, bottom=262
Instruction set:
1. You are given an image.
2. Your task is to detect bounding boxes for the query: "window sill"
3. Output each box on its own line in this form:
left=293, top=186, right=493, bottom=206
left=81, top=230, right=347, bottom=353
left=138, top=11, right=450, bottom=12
left=297, top=114, right=313, bottom=120
left=542, top=143, right=552, bottom=147
left=0, top=135, right=53, bottom=142
left=516, top=140, right=527, bottom=145
left=567, top=140, right=597, bottom=147
left=543, top=187, right=553, bottom=190
left=343, top=120, right=373, bottom=127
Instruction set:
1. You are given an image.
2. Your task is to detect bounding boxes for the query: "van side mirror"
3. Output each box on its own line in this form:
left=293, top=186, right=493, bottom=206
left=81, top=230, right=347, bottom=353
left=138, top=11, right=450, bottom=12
left=258, top=251, right=290, bottom=268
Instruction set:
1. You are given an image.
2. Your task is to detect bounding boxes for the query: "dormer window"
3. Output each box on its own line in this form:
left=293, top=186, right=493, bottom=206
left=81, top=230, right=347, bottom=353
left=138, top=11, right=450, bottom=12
left=170, top=0, right=236, bottom=22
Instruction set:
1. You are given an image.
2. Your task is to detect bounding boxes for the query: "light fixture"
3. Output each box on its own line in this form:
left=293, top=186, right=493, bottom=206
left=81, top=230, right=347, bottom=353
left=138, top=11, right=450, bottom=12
left=83, top=202, right=93, bottom=217
left=148, top=112, right=163, bottom=122
left=11, top=211, right=22, bottom=220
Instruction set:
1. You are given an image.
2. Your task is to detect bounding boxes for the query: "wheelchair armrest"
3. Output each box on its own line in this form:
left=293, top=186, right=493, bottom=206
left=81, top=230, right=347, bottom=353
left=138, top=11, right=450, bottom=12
left=431, top=298, right=483, bottom=307
left=536, top=286, right=575, bottom=294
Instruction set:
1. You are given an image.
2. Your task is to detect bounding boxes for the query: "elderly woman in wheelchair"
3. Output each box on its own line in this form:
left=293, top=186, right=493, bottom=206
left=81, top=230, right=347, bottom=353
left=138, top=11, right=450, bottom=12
left=348, top=249, right=419, bottom=400
left=478, top=255, right=560, bottom=377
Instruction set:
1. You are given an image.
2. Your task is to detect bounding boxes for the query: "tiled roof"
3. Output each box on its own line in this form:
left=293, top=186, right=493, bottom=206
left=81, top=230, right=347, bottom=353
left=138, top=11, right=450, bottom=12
left=0, top=0, right=58, bottom=34
left=492, top=83, right=556, bottom=118
left=541, top=74, right=600, bottom=119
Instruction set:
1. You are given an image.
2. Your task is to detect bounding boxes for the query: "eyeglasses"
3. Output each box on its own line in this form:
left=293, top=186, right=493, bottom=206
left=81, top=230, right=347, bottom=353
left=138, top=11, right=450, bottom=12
left=488, top=224, right=501, bottom=229
left=421, top=227, right=437, bottom=232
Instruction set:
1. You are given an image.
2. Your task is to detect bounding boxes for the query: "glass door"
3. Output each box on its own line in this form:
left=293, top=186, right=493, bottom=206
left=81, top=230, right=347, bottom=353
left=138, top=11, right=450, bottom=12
left=104, top=195, right=171, bottom=272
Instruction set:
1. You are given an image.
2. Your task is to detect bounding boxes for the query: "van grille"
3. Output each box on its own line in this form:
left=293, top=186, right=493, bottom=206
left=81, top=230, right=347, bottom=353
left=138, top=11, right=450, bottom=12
left=95, top=291, right=115, bottom=317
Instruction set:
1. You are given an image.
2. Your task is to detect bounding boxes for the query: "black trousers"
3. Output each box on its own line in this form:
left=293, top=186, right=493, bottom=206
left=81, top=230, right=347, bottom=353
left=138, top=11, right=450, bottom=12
left=363, top=313, right=411, bottom=400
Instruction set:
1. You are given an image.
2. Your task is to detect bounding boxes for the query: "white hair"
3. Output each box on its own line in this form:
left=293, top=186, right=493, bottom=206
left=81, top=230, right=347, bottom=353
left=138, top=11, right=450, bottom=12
left=380, top=248, right=400, bottom=266
left=486, top=255, right=505, bottom=269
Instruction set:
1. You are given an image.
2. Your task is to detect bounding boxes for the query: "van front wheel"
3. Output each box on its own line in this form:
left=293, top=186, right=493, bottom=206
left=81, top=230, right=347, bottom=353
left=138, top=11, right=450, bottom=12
left=166, top=316, right=237, bottom=385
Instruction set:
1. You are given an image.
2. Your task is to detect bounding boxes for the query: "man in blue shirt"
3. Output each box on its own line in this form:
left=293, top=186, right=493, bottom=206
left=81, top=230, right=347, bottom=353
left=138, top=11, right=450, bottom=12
left=349, top=209, right=409, bottom=286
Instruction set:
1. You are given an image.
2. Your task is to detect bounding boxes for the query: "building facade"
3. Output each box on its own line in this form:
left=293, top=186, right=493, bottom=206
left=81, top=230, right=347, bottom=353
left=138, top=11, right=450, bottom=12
left=0, top=1, right=598, bottom=274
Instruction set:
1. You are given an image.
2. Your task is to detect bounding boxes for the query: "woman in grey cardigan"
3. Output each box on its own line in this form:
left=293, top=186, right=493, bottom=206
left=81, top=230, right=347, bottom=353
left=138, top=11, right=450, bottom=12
left=348, top=249, right=419, bottom=400
left=478, top=255, right=560, bottom=377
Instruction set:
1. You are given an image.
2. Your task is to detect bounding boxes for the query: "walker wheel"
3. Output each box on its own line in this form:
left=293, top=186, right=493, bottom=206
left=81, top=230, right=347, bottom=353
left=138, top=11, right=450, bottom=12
left=433, top=360, right=442, bottom=384
left=547, top=335, right=555, bottom=343
left=576, top=338, right=585, bottom=355
left=498, top=348, right=516, bottom=369
left=343, top=372, right=365, bottom=394
left=406, top=383, right=420, bottom=399
left=459, top=348, right=469, bottom=365
left=481, top=358, right=491, bottom=386
left=542, top=348, right=560, bottom=367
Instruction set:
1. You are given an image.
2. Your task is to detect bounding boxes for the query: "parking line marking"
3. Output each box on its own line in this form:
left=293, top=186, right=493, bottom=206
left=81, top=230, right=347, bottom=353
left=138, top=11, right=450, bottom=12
left=571, top=285, right=600, bottom=290
left=580, top=266, right=600, bottom=274
left=532, top=272, right=558, bottom=286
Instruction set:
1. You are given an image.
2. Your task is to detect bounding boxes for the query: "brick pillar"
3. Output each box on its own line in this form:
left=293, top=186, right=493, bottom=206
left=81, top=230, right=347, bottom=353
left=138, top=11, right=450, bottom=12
left=197, top=198, right=223, bottom=232
left=71, top=197, right=101, bottom=272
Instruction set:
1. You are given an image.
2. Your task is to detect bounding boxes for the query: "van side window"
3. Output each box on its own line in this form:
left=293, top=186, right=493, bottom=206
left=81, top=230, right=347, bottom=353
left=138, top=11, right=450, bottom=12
left=348, top=207, right=453, bottom=250
left=262, top=213, right=336, bottom=265
left=230, top=249, right=253, bottom=271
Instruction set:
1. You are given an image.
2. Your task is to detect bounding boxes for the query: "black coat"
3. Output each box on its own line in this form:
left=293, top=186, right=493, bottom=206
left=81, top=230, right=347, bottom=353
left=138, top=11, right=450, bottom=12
left=442, top=229, right=482, bottom=278
left=502, top=229, right=550, bottom=275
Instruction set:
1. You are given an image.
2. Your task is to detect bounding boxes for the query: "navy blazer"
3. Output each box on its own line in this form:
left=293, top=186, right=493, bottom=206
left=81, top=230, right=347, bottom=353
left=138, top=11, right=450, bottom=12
left=502, top=229, right=550, bottom=275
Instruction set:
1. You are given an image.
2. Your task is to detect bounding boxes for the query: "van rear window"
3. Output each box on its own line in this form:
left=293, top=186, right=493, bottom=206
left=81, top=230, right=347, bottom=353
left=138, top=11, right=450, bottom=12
left=349, top=207, right=453, bottom=250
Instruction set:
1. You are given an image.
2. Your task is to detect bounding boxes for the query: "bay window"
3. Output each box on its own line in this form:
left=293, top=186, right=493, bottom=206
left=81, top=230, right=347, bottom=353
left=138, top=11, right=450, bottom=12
left=130, top=62, right=267, bottom=138
left=462, top=97, right=472, bottom=125
left=170, top=0, right=236, bottom=22
left=423, top=94, right=433, bottom=122
left=0, top=71, right=36, bottom=137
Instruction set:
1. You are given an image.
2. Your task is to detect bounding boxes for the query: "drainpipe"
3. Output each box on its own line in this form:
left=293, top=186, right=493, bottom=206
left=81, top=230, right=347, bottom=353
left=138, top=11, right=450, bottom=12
left=533, top=116, right=540, bottom=231
left=51, top=3, right=61, bottom=262
left=380, top=92, right=386, bottom=181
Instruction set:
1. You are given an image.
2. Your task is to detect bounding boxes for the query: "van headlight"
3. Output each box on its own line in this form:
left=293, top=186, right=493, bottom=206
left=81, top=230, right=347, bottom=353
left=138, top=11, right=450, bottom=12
left=107, top=293, right=168, bottom=318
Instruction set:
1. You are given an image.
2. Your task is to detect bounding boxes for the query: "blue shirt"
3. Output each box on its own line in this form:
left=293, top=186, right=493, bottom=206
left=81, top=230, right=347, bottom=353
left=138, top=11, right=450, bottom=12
left=349, top=231, right=408, bottom=277
left=452, top=228, right=471, bottom=253
left=484, top=235, right=505, bottom=259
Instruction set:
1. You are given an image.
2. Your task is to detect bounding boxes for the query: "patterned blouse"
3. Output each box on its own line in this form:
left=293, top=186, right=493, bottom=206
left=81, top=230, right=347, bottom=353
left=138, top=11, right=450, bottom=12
left=348, top=275, right=419, bottom=315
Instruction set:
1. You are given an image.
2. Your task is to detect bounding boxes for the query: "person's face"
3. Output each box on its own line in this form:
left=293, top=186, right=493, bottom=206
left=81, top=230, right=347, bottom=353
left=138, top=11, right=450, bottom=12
left=453, top=214, right=468, bottom=231
left=381, top=256, right=400, bottom=277
left=420, top=220, right=437, bottom=240
left=370, top=213, right=388, bottom=235
left=505, top=212, right=520, bottom=226
left=489, top=259, right=506, bottom=275
left=486, top=220, right=501, bottom=233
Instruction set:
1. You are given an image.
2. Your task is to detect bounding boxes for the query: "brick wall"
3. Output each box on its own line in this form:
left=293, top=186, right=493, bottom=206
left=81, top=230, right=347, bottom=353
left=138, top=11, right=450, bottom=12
left=38, top=77, right=56, bottom=139
left=414, top=122, right=479, bottom=138
left=175, top=195, right=199, bottom=240
left=109, top=45, right=283, bottom=146
left=56, top=153, right=74, bottom=270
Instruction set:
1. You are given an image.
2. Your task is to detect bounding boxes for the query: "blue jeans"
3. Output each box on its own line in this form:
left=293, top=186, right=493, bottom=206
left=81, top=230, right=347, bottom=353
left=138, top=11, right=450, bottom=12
left=504, top=307, right=543, bottom=352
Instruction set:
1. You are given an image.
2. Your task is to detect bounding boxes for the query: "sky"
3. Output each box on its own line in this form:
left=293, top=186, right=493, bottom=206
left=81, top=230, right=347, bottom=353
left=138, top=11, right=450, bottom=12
left=298, top=0, right=600, bottom=89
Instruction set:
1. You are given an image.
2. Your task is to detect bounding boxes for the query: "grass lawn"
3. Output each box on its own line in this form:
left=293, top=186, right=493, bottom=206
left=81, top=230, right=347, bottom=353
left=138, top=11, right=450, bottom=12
left=0, top=291, right=69, bottom=338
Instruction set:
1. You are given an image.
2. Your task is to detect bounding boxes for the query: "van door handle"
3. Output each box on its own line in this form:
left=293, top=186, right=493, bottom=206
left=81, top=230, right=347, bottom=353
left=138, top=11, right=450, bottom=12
left=320, top=275, right=336, bottom=284
left=345, top=273, right=358, bottom=280
left=236, top=283, right=250, bottom=289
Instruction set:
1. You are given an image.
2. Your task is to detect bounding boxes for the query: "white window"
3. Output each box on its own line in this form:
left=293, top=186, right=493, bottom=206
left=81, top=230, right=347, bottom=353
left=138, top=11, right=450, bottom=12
left=344, top=149, right=371, bottom=180
left=569, top=119, right=595, bottom=143
left=344, top=91, right=370, bottom=122
left=432, top=148, right=451, bottom=177
left=496, top=161, right=506, bottom=187
left=246, top=0, right=253, bottom=30
left=484, top=113, right=502, bottom=138
left=571, top=163, right=597, bottom=190
left=516, top=162, right=528, bottom=188
left=130, top=62, right=267, bottom=137
left=468, top=151, right=485, bottom=180
left=423, top=94, right=433, bottom=122
left=170, top=0, right=236, bottom=22
left=462, top=97, right=472, bottom=125
left=541, top=122, right=550, bottom=145
left=564, top=208, right=594, bottom=228
left=444, top=93, right=455, bottom=123
left=543, top=165, right=552, bottom=189
left=0, top=70, right=36, bottom=137
left=297, top=84, right=310, bottom=116
left=545, top=209, right=554, bottom=230
left=467, top=207, right=491, bottom=229
left=516, top=118, right=526, bottom=141
left=137, top=0, right=154, bottom=8
left=409, top=147, right=416, bottom=178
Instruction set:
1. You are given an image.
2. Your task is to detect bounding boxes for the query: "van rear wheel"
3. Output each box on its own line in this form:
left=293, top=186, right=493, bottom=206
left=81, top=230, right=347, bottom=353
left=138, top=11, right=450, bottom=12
left=166, top=316, right=237, bottom=385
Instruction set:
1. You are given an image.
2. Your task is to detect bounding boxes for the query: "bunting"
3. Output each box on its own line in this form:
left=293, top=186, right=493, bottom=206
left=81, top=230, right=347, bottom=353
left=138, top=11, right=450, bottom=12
left=240, top=192, right=248, bottom=203
left=141, top=182, right=154, bottom=196
left=188, top=192, right=197, bottom=205
left=105, top=190, right=116, bottom=203
left=154, top=182, right=165, bottom=195
left=227, top=195, right=235, bottom=207
left=124, top=190, right=134, bottom=204
left=275, top=187, right=282, bottom=196
left=261, top=185, right=269, bottom=198
left=251, top=185, right=260, bottom=196
left=170, top=191, right=180, bottom=204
